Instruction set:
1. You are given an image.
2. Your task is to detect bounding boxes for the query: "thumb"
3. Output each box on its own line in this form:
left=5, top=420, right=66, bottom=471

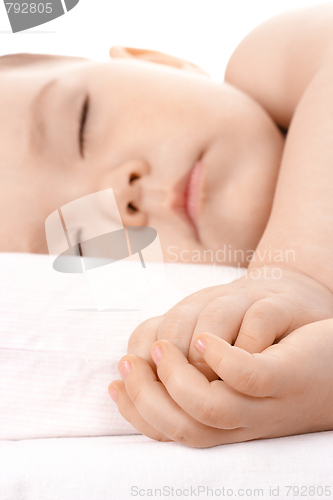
left=193, top=332, right=288, bottom=397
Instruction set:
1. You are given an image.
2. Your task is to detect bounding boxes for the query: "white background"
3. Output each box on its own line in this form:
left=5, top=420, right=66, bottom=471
left=0, top=0, right=331, bottom=82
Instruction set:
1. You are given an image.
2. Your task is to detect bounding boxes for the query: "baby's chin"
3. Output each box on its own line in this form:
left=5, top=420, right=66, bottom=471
left=195, top=202, right=268, bottom=267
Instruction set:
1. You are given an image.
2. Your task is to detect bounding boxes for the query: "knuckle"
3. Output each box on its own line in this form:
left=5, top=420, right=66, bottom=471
left=218, top=412, right=238, bottom=430
left=167, top=424, right=191, bottom=445
left=128, top=316, right=163, bottom=345
left=158, top=304, right=196, bottom=340
left=127, top=330, right=143, bottom=348
left=239, top=331, right=264, bottom=349
left=168, top=303, right=196, bottom=318
left=233, top=362, right=260, bottom=395
left=125, top=405, right=141, bottom=426
left=199, top=385, right=241, bottom=428
left=198, top=307, right=222, bottom=325
left=130, top=385, right=147, bottom=407
left=193, top=398, right=219, bottom=426
left=214, top=352, right=227, bottom=377
left=159, top=364, right=177, bottom=389
left=197, top=296, right=229, bottom=323
left=156, top=435, right=170, bottom=443
left=209, top=295, right=231, bottom=309
left=246, top=304, right=271, bottom=324
left=127, top=335, right=145, bottom=354
left=180, top=286, right=218, bottom=302
left=140, top=315, right=164, bottom=329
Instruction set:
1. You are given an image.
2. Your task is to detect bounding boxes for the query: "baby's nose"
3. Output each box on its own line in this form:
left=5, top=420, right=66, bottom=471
left=99, top=159, right=149, bottom=227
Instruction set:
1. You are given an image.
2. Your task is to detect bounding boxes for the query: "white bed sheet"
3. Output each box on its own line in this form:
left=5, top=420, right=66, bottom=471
left=1, top=254, right=333, bottom=499
left=1, top=432, right=332, bottom=500
left=0, top=253, right=244, bottom=439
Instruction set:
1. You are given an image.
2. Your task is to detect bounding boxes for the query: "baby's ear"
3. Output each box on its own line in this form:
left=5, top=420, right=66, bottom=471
left=109, top=46, right=209, bottom=77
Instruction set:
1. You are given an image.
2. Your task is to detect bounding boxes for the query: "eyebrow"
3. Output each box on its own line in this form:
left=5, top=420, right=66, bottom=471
left=29, top=78, right=58, bottom=157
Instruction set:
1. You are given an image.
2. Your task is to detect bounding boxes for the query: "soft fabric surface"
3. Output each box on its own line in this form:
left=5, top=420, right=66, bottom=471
left=1, top=432, right=332, bottom=500
left=1, top=253, right=332, bottom=500
left=0, top=253, right=244, bottom=439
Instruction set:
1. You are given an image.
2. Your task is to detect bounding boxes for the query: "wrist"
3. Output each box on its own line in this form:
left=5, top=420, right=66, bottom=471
left=248, top=236, right=333, bottom=295
left=247, top=260, right=333, bottom=300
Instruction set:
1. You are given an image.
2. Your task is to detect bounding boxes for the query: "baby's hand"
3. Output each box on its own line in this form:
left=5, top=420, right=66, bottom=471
left=109, top=318, right=333, bottom=448
left=127, top=266, right=333, bottom=380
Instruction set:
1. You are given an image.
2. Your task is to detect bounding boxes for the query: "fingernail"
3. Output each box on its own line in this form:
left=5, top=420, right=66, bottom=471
left=194, top=339, right=206, bottom=354
left=118, top=360, right=132, bottom=379
left=150, top=345, right=162, bottom=366
left=108, top=386, right=118, bottom=403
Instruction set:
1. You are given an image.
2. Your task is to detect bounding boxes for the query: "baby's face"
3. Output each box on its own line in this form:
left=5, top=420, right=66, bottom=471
left=0, top=54, right=284, bottom=264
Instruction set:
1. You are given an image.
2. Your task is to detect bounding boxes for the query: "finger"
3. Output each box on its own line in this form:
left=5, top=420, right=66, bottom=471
left=128, top=315, right=164, bottom=371
left=235, top=297, right=292, bottom=353
left=157, top=286, right=223, bottom=356
left=117, top=354, right=248, bottom=448
left=193, top=332, right=288, bottom=397
left=188, top=295, right=254, bottom=377
left=108, top=380, right=170, bottom=442
left=150, top=339, right=265, bottom=429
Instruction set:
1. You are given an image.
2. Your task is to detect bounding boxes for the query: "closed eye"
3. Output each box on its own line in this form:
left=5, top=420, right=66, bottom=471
left=79, top=95, right=89, bottom=157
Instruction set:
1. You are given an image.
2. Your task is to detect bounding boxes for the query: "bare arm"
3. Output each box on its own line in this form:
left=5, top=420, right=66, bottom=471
left=250, top=62, right=333, bottom=293
left=225, top=4, right=333, bottom=129
left=225, top=5, right=333, bottom=292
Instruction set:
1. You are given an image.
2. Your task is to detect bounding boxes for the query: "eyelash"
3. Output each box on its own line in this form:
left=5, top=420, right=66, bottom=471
left=79, top=95, right=89, bottom=157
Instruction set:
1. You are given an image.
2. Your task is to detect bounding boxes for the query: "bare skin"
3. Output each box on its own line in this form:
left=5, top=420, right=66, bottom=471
left=109, top=4, right=333, bottom=447
left=110, top=319, right=333, bottom=448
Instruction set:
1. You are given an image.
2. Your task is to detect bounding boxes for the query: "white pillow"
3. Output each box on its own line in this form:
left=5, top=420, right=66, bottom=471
left=0, top=252, right=244, bottom=439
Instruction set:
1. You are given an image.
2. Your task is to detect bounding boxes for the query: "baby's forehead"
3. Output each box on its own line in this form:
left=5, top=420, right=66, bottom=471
left=0, top=52, right=88, bottom=74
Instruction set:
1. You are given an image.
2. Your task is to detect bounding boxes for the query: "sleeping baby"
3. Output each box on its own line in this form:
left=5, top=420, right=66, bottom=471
left=0, top=3, right=332, bottom=448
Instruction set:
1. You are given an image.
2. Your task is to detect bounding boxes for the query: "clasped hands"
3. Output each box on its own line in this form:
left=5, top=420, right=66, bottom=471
left=108, top=266, right=333, bottom=448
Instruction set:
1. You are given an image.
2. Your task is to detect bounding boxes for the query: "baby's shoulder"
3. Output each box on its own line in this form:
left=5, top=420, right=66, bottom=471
left=224, top=4, right=333, bottom=129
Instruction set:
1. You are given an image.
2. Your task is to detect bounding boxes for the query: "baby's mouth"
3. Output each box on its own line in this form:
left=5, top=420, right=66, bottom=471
left=171, top=160, right=206, bottom=237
